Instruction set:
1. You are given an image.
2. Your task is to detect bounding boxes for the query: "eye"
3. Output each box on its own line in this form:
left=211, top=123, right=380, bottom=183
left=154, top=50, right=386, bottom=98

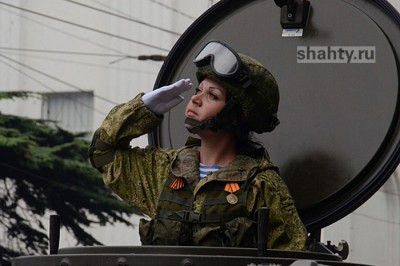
left=194, top=87, right=201, bottom=95
left=208, top=92, right=218, bottom=100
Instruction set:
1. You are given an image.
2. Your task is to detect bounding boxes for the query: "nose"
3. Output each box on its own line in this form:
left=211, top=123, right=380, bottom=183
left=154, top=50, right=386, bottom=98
left=191, top=92, right=202, bottom=106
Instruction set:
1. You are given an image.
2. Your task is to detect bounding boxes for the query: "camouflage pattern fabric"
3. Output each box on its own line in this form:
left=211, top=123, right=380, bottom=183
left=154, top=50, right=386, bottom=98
left=91, top=93, right=308, bottom=250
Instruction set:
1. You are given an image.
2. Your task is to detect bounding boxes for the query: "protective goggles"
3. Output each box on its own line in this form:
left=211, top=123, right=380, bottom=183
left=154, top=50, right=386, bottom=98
left=193, top=40, right=252, bottom=89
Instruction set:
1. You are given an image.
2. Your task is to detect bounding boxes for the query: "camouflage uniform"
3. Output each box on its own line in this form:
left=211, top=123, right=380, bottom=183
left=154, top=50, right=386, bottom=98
left=90, top=93, right=308, bottom=250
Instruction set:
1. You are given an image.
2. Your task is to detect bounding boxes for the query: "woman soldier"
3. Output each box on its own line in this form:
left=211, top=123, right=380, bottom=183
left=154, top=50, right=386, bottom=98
left=89, top=40, right=308, bottom=250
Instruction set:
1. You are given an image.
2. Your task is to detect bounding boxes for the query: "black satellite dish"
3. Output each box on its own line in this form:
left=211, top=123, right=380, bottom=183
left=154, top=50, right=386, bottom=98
left=150, top=0, right=400, bottom=233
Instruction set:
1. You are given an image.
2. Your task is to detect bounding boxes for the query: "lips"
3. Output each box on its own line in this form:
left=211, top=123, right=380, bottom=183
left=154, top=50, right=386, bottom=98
left=186, top=109, right=197, bottom=118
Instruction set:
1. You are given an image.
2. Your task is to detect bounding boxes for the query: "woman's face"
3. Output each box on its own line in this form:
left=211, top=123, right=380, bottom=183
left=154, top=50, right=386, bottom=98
left=185, top=78, right=226, bottom=127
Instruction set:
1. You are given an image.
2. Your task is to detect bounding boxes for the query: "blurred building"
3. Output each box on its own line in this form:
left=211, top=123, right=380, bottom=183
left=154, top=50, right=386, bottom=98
left=0, top=0, right=215, bottom=251
left=0, top=1, right=399, bottom=265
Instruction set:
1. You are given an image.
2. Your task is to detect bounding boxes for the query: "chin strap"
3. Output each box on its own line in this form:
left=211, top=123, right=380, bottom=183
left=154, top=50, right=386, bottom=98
left=185, top=117, right=217, bottom=134
left=185, top=99, right=238, bottom=134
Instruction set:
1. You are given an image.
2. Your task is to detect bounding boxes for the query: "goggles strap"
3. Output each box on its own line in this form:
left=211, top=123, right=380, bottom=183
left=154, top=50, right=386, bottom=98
left=237, top=71, right=253, bottom=90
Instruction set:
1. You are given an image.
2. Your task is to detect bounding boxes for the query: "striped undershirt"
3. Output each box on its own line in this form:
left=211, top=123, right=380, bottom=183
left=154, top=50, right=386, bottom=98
left=199, top=163, right=222, bottom=180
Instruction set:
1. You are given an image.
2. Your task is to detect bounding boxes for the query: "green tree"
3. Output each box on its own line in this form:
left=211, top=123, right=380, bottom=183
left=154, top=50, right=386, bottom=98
left=0, top=92, right=137, bottom=266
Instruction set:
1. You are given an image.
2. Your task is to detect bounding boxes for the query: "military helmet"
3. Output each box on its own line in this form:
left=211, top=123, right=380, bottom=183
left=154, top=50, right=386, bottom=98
left=196, top=53, right=280, bottom=133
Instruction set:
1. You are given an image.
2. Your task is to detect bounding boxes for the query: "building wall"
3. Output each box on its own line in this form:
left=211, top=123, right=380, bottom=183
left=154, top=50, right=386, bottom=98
left=0, top=0, right=216, bottom=249
left=322, top=170, right=400, bottom=265
left=1, top=1, right=400, bottom=265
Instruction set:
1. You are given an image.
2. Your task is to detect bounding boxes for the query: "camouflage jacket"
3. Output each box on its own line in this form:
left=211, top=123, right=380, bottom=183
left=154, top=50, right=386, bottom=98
left=90, top=93, right=308, bottom=250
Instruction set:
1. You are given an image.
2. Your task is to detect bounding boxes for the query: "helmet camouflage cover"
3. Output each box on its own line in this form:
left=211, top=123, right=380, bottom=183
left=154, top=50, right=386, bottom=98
left=196, top=54, right=280, bottom=133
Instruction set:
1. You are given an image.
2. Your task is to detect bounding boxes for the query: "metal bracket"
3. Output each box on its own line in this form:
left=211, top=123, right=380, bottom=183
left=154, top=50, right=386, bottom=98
left=274, top=0, right=311, bottom=29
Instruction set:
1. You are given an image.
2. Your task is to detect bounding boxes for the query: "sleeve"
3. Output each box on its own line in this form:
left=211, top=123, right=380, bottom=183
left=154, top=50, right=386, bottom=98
left=89, top=93, right=175, bottom=218
left=249, top=170, right=308, bottom=250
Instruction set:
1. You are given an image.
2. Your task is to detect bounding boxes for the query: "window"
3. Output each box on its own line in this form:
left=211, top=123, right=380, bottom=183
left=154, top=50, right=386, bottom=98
left=41, top=91, right=94, bottom=138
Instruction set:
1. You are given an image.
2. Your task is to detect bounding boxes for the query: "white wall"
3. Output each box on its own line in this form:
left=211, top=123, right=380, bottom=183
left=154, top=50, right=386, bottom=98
left=0, top=0, right=214, bottom=137
left=1, top=1, right=400, bottom=265
left=0, top=0, right=216, bottom=248
left=322, top=172, right=400, bottom=265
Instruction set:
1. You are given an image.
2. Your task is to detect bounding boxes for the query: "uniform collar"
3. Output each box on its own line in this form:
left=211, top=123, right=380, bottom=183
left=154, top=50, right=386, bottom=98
left=171, top=144, right=261, bottom=184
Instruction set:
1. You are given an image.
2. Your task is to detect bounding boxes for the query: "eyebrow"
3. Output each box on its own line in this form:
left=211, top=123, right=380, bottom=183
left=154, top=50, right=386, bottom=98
left=200, top=83, right=225, bottom=96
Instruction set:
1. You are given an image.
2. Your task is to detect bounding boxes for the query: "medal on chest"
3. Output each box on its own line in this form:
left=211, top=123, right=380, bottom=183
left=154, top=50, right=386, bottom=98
left=224, top=182, right=240, bottom=205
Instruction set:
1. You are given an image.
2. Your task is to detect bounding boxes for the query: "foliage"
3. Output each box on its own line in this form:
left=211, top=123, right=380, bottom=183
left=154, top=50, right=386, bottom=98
left=0, top=91, right=35, bottom=100
left=0, top=97, right=137, bottom=266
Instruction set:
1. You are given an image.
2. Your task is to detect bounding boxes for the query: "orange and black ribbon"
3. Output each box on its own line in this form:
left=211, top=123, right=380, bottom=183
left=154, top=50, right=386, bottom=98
left=169, top=177, right=185, bottom=190
left=224, top=182, right=240, bottom=193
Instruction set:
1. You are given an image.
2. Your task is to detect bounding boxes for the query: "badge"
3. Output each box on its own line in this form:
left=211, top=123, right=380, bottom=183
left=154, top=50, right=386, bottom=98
left=224, top=182, right=240, bottom=205
left=226, top=193, right=238, bottom=205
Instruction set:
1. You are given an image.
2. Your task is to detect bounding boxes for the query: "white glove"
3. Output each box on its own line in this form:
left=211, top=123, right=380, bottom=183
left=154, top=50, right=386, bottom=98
left=142, top=79, right=192, bottom=115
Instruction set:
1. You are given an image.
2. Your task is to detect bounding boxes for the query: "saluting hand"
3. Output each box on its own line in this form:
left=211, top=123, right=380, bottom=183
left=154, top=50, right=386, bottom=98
left=142, top=79, right=192, bottom=115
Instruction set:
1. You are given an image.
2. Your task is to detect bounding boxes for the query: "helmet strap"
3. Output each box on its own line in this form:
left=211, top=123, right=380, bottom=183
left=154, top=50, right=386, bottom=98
left=185, top=117, right=218, bottom=134
left=184, top=99, right=238, bottom=135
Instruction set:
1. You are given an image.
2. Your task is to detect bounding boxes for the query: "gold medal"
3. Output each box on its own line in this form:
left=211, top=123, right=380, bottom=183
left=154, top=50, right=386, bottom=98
left=226, top=193, right=238, bottom=205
